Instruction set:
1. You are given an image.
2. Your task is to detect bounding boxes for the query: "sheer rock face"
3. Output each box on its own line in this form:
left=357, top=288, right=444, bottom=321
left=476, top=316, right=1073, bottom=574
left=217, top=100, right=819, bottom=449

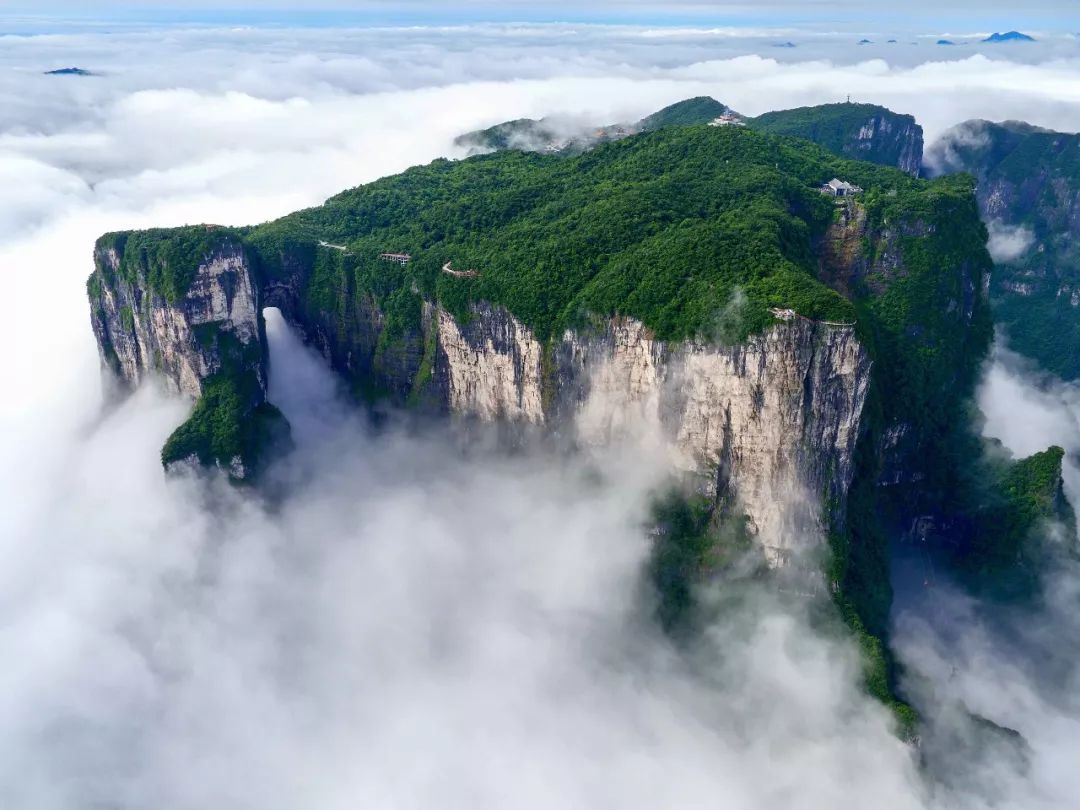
left=853, top=113, right=924, bottom=177
left=434, top=303, right=546, bottom=423
left=89, top=241, right=264, bottom=400
left=430, top=304, right=871, bottom=562
left=89, top=253, right=870, bottom=561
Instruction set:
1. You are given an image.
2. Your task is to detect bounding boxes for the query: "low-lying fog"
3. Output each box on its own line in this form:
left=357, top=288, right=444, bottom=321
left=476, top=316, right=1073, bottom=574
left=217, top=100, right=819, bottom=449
left=2, top=19, right=1080, bottom=809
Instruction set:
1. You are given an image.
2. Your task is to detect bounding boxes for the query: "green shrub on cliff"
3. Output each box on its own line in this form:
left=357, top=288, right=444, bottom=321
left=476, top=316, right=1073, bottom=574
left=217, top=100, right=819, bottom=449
left=964, top=444, right=1073, bottom=579
left=161, top=373, right=290, bottom=479
left=97, top=226, right=245, bottom=305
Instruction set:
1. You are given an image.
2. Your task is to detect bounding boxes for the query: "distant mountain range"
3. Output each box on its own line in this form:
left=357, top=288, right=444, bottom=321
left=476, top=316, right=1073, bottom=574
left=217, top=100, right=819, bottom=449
left=457, top=97, right=924, bottom=176
left=931, top=32, right=1035, bottom=47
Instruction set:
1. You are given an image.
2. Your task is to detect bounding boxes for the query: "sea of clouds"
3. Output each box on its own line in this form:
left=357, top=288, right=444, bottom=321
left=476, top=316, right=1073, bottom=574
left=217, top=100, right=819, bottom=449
left=2, top=19, right=1080, bottom=809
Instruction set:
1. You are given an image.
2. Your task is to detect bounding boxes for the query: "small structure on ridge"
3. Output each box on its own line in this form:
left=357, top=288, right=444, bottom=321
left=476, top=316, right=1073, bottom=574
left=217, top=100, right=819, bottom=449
left=821, top=178, right=863, bottom=197
left=708, top=112, right=746, bottom=127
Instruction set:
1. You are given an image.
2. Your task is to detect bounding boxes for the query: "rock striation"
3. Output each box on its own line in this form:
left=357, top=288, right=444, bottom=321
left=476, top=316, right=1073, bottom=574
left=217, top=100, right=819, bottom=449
left=429, top=303, right=869, bottom=560
left=89, top=236, right=264, bottom=399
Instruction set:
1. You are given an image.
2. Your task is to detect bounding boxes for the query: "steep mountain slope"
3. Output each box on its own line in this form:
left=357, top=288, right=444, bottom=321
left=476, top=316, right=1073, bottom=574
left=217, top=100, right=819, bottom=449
left=929, top=120, right=1080, bottom=379
left=88, top=124, right=995, bottom=523
left=88, top=121, right=1071, bottom=724
left=748, top=102, right=924, bottom=175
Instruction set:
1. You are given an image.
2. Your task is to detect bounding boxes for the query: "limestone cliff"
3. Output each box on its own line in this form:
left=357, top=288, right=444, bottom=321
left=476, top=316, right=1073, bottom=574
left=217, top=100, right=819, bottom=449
left=89, top=233, right=264, bottom=397
left=429, top=303, right=869, bottom=561
left=89, top=242, right=871, bottom=560
left=88, top=229, right=286, bottom=479
left=88, top=222, right=872, bottom=557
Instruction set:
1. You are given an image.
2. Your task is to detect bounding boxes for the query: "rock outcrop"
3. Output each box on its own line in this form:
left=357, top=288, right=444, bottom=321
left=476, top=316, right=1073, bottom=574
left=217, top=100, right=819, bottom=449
left=750, top=103, right=924, bottom=176
left=851, top=112, right=924, bottom=177
left=88, top=230, right=284, bottom=479
left=427, top=303, right=869, bottom=561
left=89, top=234, right=265, bottom=399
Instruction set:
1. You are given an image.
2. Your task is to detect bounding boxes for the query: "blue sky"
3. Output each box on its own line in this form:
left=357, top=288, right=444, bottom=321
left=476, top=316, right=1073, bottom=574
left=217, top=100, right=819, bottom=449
left=3, top=2, right=1078, bottom=32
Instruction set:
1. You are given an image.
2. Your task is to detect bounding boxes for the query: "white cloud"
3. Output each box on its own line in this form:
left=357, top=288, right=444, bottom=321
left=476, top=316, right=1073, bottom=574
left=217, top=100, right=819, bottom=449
left=4, top=20, right=1080, bottom=809
left=987, top=220, right=1037, bottom=264
left=978, top=343, right=1080, bottom=503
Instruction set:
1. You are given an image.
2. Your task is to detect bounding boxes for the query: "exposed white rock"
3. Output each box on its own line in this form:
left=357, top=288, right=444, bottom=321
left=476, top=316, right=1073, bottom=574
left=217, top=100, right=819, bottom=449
left=435, top=305, right=871, bottom=565
left=91, top=240, right=262, bottom=401
left=436, top=306, right=545, bottom=422
left=186, top=252, right=260, bottom=342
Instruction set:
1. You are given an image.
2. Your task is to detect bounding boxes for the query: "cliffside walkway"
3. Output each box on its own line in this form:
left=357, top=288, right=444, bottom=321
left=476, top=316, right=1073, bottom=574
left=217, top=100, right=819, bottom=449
left=442, top=261, right=480, bottom=279
left=319, top=241, right=350, bottom=253
left=769, top=307, right=855, bottom=328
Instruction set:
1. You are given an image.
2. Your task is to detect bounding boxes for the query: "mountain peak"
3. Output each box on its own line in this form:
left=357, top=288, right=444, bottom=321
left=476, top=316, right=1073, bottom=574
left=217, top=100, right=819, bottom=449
left=635, top=96, right=731, bottom=131
left=983, top=31, right=1035, bottom=43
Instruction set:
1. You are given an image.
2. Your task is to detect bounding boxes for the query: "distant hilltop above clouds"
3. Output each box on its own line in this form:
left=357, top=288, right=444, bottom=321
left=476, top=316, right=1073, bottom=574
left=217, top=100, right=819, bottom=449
left=44, top=67, right=97, bottom=76
left=983, top=31, right=1036, bottom=43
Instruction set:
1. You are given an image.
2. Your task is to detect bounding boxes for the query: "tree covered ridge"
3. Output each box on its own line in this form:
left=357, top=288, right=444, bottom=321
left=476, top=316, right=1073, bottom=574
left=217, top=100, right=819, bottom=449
left=453, top=96, right=731, bottom=156
left=230, top=124, right=979, bottom=343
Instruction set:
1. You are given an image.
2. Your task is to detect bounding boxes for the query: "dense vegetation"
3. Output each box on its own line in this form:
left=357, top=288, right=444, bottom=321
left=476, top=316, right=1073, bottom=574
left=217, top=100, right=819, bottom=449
left=957, top=443, right=1073, bottom=585
left=648, top=490, right=752, bottom=634
left=242, top=124, right=960, bottom=350
left=161, top=374, right=290, bottom=475
left=454, top=96, right=731, bottom=156
left=636, top=96, right=729, bottom=131
left=454, top=118, right=568, bottom=154
left=158, top=327, right=291, bottom=479
left=648, top=485, right=917, bottom=737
